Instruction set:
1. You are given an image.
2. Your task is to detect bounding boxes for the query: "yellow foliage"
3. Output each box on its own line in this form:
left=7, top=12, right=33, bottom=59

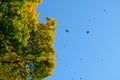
left=0, top=13, right=2, bottom=17
left=0, top=0, right=57, bottom=79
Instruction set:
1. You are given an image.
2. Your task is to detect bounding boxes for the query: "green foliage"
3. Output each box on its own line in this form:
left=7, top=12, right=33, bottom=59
left=0, top=0, right=57, bottom=80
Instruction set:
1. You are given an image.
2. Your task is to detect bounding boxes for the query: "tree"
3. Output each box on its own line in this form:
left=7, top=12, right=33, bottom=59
left=0, top=0, right=57, bottom=80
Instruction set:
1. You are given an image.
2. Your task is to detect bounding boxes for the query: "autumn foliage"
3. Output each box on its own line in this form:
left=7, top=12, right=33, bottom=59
left=0, top=0, right=57, bottom=80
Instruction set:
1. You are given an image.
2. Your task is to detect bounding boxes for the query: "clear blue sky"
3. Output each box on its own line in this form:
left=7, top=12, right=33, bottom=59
left=37, top=0, right=120, bottom=80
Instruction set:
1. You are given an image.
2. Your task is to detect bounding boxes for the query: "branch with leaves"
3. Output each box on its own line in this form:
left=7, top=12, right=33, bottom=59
left=0, top=0, right=57, bottom=80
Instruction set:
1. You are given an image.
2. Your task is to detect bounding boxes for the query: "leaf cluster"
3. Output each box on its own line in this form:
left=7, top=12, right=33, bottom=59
left=0, top=0, right=57, bottom=80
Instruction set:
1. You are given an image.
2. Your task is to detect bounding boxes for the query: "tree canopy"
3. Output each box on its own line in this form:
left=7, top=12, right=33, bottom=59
left=0, top=0, right=57, bottom=80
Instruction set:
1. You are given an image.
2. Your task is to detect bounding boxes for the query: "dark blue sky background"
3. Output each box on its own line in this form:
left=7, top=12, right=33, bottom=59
left=37, top=0, right=120, bottom=80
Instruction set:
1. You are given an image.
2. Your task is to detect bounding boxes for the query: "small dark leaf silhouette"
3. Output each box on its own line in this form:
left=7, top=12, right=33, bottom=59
left=64, top=45, right=66, bottom=47
left=104, top=9, right=106, bottom=12
left=86, top=30, right=90, bottom=34
left=66, top=29, right=69, bottom=32
left=80, top=77, right=83, bottom=80
left=80, top=58, right=83, bottom=61
left=72, top=77, right=75, bottom=80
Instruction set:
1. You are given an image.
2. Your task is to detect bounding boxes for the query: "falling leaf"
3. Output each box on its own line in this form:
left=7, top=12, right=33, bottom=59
left=80, top=58, right=83, bottom=61
left=66, top=29, right=69, bottom=32
left=86, top=30, right=90, bottom=34
left=104, top=9, right=106, bottom=12
left=80, top=77, right=83, bottom=80
left=72, top=77, right=75, bottom=80
left=64, top=45, right=66, bottom=47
